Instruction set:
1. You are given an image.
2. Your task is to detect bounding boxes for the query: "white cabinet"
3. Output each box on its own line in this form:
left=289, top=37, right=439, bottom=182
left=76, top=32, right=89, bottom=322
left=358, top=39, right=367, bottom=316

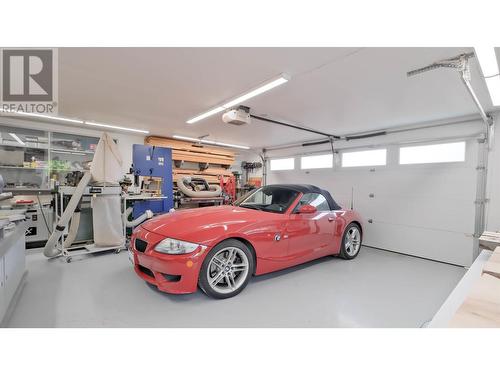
left=0, top=217, right=26, bottom=326
left=0, top=257, right=5, bottom=320
left=3, top=229, right=25, bottom=304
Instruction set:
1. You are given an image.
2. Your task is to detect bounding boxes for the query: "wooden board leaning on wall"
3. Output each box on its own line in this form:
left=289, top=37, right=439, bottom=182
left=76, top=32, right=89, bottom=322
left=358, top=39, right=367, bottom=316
left=145, top=136, right=235, bottom=185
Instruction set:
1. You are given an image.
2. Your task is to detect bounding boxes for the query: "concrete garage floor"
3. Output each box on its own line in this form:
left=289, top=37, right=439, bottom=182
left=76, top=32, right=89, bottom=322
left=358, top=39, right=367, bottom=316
left=7, top=247, right=465, bottom=328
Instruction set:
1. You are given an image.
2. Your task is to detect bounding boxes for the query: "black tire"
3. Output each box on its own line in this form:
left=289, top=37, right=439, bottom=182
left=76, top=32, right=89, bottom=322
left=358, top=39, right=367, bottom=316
left=339, top=223, right=362, bottom=260
left=199, top=239, right=254, bottom=299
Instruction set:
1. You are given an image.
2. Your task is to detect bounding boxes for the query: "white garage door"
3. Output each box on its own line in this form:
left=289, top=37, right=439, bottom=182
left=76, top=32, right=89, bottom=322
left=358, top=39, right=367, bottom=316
left=267, top=137, right=480, bottom=266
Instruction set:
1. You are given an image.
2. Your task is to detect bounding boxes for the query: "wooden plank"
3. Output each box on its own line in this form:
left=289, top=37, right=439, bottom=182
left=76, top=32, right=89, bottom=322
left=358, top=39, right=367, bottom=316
left=171, top=148, right=234, bottom=161
left=479, top=231, right=500, bottom=251
left=482, top=247, right=500, bottom=279
left=146, top=136, right=235, bottom=158
left=449, top=273, right=500, bottom=327
left=173, top=167, right=232, bottom=177
left=428, top=250, right=492, bottom=328
left=172, top=150, right=234, bottom=165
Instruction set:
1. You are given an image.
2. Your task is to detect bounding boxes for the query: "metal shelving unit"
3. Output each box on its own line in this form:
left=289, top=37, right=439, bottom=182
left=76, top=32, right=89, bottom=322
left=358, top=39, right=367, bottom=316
left=49, top=132, right=99, bottom=187
left=0, top=126, right=50, bottom=190
left=0, top=127, right=101, bottom=190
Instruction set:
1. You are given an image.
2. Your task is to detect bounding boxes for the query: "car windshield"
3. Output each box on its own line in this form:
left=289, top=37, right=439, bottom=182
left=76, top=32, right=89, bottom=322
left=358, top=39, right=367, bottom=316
left=235, top=186, right=299, bottom=214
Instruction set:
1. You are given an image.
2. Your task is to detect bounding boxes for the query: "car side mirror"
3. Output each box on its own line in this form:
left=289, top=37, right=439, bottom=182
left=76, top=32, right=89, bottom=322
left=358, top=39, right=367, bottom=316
left=298, top=204, right=317, bottom=214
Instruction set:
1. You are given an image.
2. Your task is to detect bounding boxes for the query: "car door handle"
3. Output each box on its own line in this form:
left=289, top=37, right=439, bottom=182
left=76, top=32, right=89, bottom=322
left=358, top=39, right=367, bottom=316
left=328, top=217, right=335, bottom=222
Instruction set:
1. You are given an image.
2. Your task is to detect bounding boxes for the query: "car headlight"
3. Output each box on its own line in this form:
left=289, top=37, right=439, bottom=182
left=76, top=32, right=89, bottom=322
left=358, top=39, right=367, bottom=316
left=154, top=238, right=206, bottom=255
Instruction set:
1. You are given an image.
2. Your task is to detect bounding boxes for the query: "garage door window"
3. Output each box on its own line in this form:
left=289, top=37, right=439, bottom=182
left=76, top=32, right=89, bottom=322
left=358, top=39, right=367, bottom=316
left=300, top=154, right=333, bottom=169
left=293, top=193, right=331, bottom=212
left=270, top=157, right=295, bottom=171
left=342, top=149, right=387, bottom=167
left=399, top=141, right=466, bottom=165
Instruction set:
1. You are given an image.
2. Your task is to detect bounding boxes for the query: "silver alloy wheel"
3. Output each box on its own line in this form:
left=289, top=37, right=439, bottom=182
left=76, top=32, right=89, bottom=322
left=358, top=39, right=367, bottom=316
left=345, top=227, right=361, bottom=256
left=207, top=246, right=250, bottom=294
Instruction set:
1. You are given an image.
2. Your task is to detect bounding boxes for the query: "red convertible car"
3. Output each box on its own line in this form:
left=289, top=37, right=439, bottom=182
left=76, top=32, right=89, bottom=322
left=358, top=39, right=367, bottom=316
left=129, top=184, right=363, bottom=299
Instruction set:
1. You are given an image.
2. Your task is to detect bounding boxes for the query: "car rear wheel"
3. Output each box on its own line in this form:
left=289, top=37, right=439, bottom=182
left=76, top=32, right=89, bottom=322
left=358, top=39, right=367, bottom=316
left=199, top=239, right=254, bottom=299
left=339, top=223, right=362, bottom=259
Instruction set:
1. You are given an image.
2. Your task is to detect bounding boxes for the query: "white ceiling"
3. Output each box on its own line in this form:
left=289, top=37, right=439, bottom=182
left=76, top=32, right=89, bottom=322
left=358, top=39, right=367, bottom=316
left=57, top=47, right=496, bottom=148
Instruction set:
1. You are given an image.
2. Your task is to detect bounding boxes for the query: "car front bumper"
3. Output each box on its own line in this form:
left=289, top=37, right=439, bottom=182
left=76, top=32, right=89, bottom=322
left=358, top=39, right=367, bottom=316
left=130, top=226, right=207, bottom=294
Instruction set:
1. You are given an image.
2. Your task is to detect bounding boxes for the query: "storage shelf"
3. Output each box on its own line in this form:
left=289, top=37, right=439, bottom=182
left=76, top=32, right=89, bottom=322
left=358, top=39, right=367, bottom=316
left=51, top=148, right=94, bottom=155
left=0, top=165, right=48, bottom=170
left=0, top=166, right=87, bottom=172
left=1, top=126, right=99, bottom=191
left=0, top=142, right=48, bottom=150
left=51, top=168, right=88, bottom=172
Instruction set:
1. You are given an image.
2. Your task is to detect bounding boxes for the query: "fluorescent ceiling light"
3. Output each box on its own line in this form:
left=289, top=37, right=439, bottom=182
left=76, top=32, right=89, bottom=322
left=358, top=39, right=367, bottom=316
left=16, top=112, right=83, bottom=124
left=0, top=108, right=149, bottom=134
left=186, top=106, right=225, bottom=124
left=9, top=133, right=25, bottom=146
left=173, top=134, right=250, bottom=150
left=186, top=74, right=289, bottom=124
left=211, top=141, right=250, bottom=150
left=222, top=76, right=289, bottom=109
left=85, top=121, right=149, bottom=134
left=174, top=134, right=214, bottom=143
left=475, top=47, right=499, bottom=77
left=0, top=108, right=83, bottom=123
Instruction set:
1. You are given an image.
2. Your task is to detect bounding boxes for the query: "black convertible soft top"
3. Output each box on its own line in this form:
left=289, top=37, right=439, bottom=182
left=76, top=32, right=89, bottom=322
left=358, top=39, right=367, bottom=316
left=263, top=184, right=342, bottom=210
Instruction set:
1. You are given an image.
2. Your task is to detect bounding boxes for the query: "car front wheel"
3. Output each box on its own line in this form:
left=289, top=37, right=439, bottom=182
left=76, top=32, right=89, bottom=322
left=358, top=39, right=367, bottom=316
left=198, top=239, right=254, bottom=299
left=339, top=223, right=362, bottom=259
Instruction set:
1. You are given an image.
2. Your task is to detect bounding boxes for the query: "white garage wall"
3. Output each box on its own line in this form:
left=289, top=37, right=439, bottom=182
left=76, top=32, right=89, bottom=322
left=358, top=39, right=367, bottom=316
left=0, top=116, right=145, bottom=175
left=265, top=119, right=486, bottom=266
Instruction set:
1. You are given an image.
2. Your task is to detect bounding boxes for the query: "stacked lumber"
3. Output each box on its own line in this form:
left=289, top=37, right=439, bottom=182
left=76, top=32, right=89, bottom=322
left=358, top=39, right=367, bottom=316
left=449, top=246, right=500, bottom=327
left=482, top=246, right=500, bottom=280
left=479, top=231, right=500, bottom=251
left=449, top=273, right=500, bottom=328
left=145, top=136, right=235, bottom=167
left=145, top=136, right=236, bottom=187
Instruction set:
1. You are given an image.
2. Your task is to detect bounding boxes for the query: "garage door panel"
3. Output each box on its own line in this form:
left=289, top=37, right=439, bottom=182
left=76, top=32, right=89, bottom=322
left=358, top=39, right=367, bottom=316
left=301, top=177, right=474, bottom=233
left=363, top=221, right=473, bottom=266
left=362, top=193, right=475, bottom=232
left=270, top=170, right=475, bottom=230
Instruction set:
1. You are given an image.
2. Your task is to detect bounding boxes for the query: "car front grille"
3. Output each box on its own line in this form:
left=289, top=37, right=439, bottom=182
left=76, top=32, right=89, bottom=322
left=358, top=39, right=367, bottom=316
left=138, top=265, right=154, bottom=278
left=135, top=238, right=148, bottom=252
left=162, top=273, right=181, bottom=282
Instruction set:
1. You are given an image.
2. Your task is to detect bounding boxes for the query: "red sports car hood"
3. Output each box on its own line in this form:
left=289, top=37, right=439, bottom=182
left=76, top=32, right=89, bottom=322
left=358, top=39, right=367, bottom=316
left=139, top=205, right=275, bottom=246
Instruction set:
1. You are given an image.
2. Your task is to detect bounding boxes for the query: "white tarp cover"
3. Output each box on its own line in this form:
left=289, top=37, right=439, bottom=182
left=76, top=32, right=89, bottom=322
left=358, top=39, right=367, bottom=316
left=90, top=132, right=123, bottom=184
left=91, top=195, right=124, bottom=247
